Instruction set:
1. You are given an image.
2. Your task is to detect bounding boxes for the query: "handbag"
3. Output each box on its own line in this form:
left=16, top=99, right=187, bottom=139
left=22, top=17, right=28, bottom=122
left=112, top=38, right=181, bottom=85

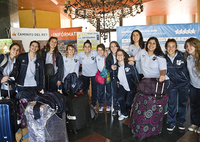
left=137, top=78, right=167, bottom=97
left=95, top=70, right=105, bottom=84
left=45, top=63, right=55, bottom=76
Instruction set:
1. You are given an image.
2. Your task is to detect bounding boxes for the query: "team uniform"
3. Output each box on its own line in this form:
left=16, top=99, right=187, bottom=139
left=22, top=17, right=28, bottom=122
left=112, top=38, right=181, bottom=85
left=96, top=55, right=111, bottom=109
left=42, top=50, right=64, bottom=92
left=62, top=55, right=80, bottom=94
left=129, top=44, right=143, bottom=79
left=106, top=53, right=119, bottom=111
left=16, top=53, right=44, bottom=92
left=0, top=53, right=18, bottom=98
left=77, top=50, right=98, bottom=107
left=112, top=62, right=139, bottom=118
left=165, top=51, right=190, bottom=128
left=187, top=54, right=200, bottom=128
left=135, top=49, right=168, bottom=80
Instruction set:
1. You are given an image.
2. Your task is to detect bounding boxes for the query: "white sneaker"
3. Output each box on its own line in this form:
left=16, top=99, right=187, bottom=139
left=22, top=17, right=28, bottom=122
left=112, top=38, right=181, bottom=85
left=99, top=107, right=103, bottom=112
left=196, top=127, right=200, bottom=134
left=118, top=115, right=128, bottom=121
left=188, top=124, right=198, bottom=132
left=106, top=106, right=111, bottom=112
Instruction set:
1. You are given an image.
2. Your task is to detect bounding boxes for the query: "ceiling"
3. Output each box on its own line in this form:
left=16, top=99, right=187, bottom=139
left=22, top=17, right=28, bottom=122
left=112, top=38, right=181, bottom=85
left=17, top=0, right=197, bottom=17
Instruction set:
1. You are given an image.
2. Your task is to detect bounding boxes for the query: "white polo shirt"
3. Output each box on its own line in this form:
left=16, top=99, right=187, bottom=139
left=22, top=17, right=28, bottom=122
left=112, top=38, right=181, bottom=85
left=77, top=50, right=98, bottom=76
left=129, top=44, right=142, bottom=74
left=187, top=55, right=200, bottom=88
left=118, top=64, right=130, bottom=91
left=1, top=57, right=15, bottom=90
left=62, top=55, right=79, bottom=82
left=24, top=54, right=37, bottom=87
left=135, top=49, right=168, bottom=79
left=96, top=55, right=105, bottom=72
left=112, top=54, right=117, bottom=64
left=46, top=52, right=58, bottom=74
left=167, top=52, right=178, bottom=63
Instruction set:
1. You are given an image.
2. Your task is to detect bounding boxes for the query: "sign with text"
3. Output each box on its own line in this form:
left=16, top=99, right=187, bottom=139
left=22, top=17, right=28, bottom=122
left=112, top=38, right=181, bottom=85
left=117, top=23, right=200, bottom=53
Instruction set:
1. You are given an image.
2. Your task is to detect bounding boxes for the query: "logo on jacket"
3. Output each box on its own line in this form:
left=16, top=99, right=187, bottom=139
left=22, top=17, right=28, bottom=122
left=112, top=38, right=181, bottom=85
left=176, top=60, right=184, bottom=65
left=74, top=59, right=78, bottom=63
left=152, top=56, right=157, bottom=61
left=125, top=67, right=130, bottom=72
left=82, top=57, right=84, bottom=60
left=91, top=56, right=95, bottom=60
left=142, top=55, right=145, bottom=58
left=65, top=60, right=68, bottom=62
left=72, top=83, right=76, bottom=88
left=37, top=63, right=40, bottom=66
left=131, top=49, right=134, bottom=53
left=22, top=60, right=25, bottom=62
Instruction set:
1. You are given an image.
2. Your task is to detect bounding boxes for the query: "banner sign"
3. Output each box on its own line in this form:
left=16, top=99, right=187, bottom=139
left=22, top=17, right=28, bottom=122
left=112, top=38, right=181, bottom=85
left=49, top=27, right=82, bottom=54
left=77, top=32, right=100, bottom=52
left=117, top=23, right=200, bottom=53
left=11, top=27, right=49, bottom=52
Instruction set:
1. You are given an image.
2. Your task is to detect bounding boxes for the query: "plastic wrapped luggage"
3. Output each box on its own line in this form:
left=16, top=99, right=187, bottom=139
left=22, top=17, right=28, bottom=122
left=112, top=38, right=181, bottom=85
left=66, top=93, right=92, bottom=134
left=25, top=101, right=68, bottom=142
left=129, top=78, right=168, bottom=140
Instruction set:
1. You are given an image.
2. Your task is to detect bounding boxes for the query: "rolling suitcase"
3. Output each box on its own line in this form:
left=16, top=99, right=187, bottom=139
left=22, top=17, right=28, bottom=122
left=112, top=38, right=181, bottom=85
left=0, top=83, right=17, bottom=142
left=25, top=101, right=68, bottom=142
left=66, top=93, right=92, bottom=134
left=129, top=79, right=168, bottom=141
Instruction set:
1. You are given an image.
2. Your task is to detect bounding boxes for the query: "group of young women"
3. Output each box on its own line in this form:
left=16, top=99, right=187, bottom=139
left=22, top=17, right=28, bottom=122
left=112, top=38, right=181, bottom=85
left=0, top=30, right=199, bottom=133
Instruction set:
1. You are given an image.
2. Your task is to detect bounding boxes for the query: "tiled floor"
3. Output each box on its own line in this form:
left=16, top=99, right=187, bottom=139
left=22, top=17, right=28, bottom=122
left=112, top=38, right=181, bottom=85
left=67, top=103, right=199, bottom=142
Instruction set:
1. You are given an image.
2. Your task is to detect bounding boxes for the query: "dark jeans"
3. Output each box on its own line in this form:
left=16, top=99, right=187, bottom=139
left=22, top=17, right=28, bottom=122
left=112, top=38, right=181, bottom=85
left=117, top=84, right=135, bottom=116
left=97, top=81, right=111, bottom=107
left=1, top=89, right=15, bottom=98
left=167, top=84, right=190, bottom=126
left=190, top=85, right=200, bottom=127
left=112, top=80, right=119, bottom=110
left=82, top=75, right=97, bottom=106
left=18, top=86, right=38, bottom=92
left=45, top=74, right=58, bottom=92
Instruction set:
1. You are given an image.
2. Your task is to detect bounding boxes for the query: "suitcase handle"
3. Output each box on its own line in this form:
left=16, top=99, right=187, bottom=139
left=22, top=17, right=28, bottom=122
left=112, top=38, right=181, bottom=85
left=154, top=80, right=165, bottom=98
left=0, top=81, right=10, bottom=99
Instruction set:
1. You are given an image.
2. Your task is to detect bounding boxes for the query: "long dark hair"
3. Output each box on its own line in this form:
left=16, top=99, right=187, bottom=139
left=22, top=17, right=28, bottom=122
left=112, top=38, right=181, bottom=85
left=116, top=48, right=129, bottom=62
left=130, top=30, right=144, bottom=49
left=146, top=37, right=164, bottom=57
left=45, top=36, right=58, bottom=58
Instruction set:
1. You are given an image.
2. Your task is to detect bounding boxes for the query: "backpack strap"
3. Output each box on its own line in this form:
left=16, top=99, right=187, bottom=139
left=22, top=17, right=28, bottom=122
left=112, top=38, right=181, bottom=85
left=0, top=54, right=8, bottom=67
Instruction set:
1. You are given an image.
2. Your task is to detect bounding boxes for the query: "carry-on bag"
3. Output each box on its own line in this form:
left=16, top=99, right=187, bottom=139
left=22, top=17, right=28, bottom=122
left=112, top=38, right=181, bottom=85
left=129, top=79, right=168, bottom=141
left=0, top=82, right=17, bottom=142
left=25, top=101, right=68, bottom=142
left=66, top=93, right=92, bottom=134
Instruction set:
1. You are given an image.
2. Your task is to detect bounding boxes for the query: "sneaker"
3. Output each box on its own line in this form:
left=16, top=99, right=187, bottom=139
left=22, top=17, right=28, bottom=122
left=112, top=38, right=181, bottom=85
left=167, top=124, right=175, bottom=132
left=178, top=124, right=185, bottom=130
left=196, top=127, right=200, bottom=134
left=99, top=107, right=103, bottom=112
left=118, top=115, right=128, bottom=121
left=188, top=124, right=198, bottom=132
left=112, top=110, right=118, bottom=116
left=90, top=104, right=96, bottom=109
left=106, top=106, right=111, bottom=112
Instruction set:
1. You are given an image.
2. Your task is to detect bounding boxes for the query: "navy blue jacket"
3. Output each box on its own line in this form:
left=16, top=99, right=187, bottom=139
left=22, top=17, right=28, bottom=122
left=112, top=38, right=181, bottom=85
left=112, top=62, right=139, bottom=93
left=106, top=53, right=115, bottom=80
left=0, top=53, right=19, bottom=90
left=165, top=51, right=190, bottom=87
left=42, top=50, right=64, bottom=82
left=16, top=53, right=44, bottom=90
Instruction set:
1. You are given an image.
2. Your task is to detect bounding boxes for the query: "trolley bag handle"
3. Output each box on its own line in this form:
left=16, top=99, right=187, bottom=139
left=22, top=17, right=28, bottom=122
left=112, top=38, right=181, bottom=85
left=154, top=79, right=165, bottom=98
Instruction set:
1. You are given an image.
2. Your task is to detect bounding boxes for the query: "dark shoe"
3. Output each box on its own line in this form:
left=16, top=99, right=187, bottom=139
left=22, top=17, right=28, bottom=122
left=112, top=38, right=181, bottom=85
left=112, top=110, right=118, bottom=116
left=167, top=124, right=175, bottom=132
left=178, top=124, right=185, bottom=130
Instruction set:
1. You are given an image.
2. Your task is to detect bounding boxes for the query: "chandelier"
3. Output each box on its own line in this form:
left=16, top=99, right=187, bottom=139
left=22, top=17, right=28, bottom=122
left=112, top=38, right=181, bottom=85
left=63, top=0, right=144, bottom=41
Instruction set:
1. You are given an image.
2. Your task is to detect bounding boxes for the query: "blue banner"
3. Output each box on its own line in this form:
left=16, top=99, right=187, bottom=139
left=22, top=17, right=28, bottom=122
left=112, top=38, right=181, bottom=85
left=117, top=23, right=200, bottom=53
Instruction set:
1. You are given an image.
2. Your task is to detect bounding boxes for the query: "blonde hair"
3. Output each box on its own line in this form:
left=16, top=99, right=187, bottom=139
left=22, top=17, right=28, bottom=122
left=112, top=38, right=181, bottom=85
left=184, top=37, right=200, bottom=76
